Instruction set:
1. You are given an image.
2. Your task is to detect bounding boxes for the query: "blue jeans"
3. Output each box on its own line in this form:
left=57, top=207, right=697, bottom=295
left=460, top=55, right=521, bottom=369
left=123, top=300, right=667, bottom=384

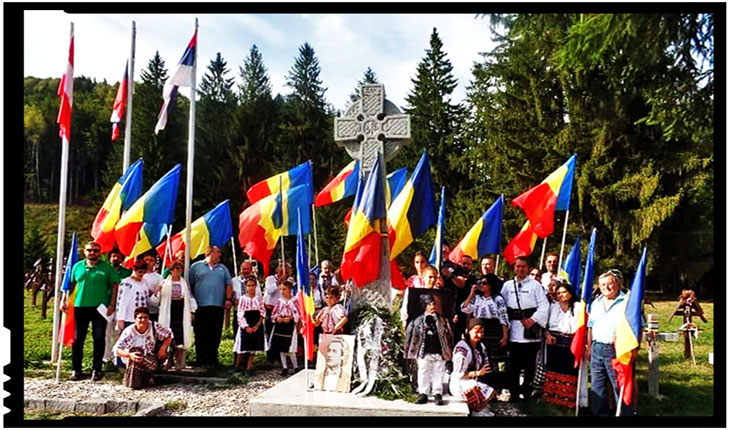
left=590, top=342, right=634, bottom=416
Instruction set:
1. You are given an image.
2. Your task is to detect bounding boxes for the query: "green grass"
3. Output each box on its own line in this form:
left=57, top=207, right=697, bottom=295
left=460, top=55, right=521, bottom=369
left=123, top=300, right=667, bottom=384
left=24, top=294, right=714, bottom=416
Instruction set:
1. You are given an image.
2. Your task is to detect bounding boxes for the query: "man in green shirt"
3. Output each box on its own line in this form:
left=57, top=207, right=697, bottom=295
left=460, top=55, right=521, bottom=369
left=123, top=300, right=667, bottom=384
left=109, top=248, right=132, bottom=280
left=62, top=241, right=120, bottom=381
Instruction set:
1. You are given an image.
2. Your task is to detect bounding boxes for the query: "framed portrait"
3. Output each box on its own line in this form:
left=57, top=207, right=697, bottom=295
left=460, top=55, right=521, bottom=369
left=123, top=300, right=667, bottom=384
left=314, top=334, right=355, bottom=392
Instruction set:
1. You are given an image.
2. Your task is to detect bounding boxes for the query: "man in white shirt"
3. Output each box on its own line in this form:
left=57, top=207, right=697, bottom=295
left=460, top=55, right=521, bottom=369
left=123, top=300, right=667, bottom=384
left=501, top=256, right=549, bottom=403
left=540, top=253, right=560, bottom=290
left=315, top=260, right=340, bottom=310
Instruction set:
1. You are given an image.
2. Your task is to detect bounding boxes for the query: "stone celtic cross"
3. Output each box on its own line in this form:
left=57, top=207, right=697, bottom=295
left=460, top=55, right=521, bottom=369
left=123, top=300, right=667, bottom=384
left=334, top=84, right=410, bottom=175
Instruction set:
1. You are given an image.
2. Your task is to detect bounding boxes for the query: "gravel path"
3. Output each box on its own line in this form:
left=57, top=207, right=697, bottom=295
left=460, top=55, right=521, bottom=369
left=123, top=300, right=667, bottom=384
left=24, top=368, right=286, bottom=416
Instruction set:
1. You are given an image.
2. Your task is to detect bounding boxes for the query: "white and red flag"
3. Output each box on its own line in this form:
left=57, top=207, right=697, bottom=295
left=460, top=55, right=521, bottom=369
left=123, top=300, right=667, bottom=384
left=57, top=32, right=74, bottom=141
left=110, top=61, right=128, bottom=141
left=154, top=30, right=197, bottom=133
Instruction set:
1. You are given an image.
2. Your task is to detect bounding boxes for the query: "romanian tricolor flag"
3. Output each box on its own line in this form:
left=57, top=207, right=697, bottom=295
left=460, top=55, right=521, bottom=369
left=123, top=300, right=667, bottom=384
left=341, top=154, right=387, bottom=287
left=91, top=159, right=143, bottom=253
left=295, top=209, right=315, bottom=361
left=343, top=167, right=409, bottom=227
left=612, top=246, right=648, bottom=407
left=448, top=195, right=504, bottom=264
left=114, top=164, right=181, bottom=260
left=246, top=161, right=312, bottom=205
left=562, top=237, right=582, bottom=294
left=110, top=61, right=128, bottom=141
left=277, top=183, right=313, bottom=237
left=511, top=154, right=576, bottom=238
left=387, top=151, right=437, bottom=260
left=429, top=186, right=446, bottom=270
left=503, top=220, right=538, bottom=265
left=571, top=228, right=596, bottom=367
left=61, top=232, right=79, bottom=348
left=314, top=160, right=359, bottom=207
left=238, top=192, right=282, bottom=276
left=157, top=200, right=233, bottom=267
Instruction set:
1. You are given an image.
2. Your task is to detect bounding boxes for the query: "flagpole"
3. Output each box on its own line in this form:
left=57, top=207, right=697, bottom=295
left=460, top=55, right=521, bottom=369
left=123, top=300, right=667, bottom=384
left=51, top=22, right=73, bottom=364
left=279, top=176, right=286, bottom=279
left=122, top=20, right=135, bottom=173
left=539, top=238, right=547, bottom=270
left=163, top=224, right=173, bottom=270
left=55, top=299, right=68, bottom=382
left=495, top=255, right=500, bottom=277
left=557, top=210, right=570, bottom=270
left=183, top=18, right=198, bottom=277
left=231, top=237, right=238, bottom=275
left=312, top=204, right=319, bottom=267
left=616, top=385, right=625, bottom=416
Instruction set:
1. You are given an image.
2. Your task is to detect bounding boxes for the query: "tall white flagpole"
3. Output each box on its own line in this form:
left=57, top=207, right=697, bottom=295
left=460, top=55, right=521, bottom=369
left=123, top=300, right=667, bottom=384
left=231, top=237, right=238, bottom=275
left=557, top=210, right=570, bottom=270
left=538, top=238, right=547, bottom=270
left=312, top=204, right=319, bottom=267
left=183, top=18, right=198, bottom=277
left=51, top=22, right=73, bottom=363
left=122, top=21, right=135, bottom=173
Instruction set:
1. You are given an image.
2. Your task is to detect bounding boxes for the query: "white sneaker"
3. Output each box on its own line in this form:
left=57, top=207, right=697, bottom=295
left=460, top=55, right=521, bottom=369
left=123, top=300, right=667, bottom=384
left=471, top=406, right=495, bottom=417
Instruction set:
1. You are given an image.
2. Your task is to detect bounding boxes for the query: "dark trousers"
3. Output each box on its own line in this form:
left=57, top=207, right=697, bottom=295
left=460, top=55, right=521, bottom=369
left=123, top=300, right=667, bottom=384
left=193, top=306, right=224, bottom=366
left=265, top=307, right=277, bottom=362
left=72, top=306, right=108, bottom=373
left=232, top=309, right=239, bottom=338
left=508, top=341, right=540, bottom=400
left=590, top=342, right=634, bottom=416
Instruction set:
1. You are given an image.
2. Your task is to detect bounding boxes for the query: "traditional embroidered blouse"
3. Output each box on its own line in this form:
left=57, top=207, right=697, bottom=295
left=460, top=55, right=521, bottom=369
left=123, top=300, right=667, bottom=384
left=272, top=297, right=300, bottom=322
left=316, top=303, right=347, bottom=334
left=461, top=294, right=510, bottom=327
left=113, top=321, right=173, bottom=359
left=237, top=294, right=266, bottom=327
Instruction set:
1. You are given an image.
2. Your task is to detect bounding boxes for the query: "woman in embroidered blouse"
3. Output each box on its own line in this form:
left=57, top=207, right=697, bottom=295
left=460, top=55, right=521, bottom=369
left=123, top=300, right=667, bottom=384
left=449, top=319, right=498, bottom=417
left=232, top=276, right=266, bottom=376
left=114, top=307, right=173, bottom=389
left=541, top=282, right=580, bottom=408
left=152, top=261, right=197, bottom=370
left=461, top=273, right=509, bottom=392
left=116, top=260, right=151, bottom=330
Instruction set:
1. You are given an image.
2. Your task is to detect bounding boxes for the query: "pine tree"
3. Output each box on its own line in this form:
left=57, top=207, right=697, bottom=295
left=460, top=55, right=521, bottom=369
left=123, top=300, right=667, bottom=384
left=239, top=44, right=272, bottom=104
left=348, top=66, right=379, bottom=104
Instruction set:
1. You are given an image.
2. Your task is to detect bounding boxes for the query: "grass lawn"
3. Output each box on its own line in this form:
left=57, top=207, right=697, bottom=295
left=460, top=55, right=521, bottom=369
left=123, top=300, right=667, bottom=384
left=24, top=291, right=714, bottom=416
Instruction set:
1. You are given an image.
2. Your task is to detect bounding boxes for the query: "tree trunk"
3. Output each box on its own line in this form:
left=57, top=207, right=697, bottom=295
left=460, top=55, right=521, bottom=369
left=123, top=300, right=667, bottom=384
left=35, top=143, right=41, bottom=203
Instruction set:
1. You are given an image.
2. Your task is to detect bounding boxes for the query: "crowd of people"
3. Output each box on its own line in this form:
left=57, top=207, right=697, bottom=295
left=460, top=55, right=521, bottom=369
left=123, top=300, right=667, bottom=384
left=62, top=240, right=636, bottom=416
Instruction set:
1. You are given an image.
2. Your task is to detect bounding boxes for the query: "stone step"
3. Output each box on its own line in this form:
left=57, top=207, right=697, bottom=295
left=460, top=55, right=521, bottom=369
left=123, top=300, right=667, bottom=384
left=249, top=369, right=469, bottom=416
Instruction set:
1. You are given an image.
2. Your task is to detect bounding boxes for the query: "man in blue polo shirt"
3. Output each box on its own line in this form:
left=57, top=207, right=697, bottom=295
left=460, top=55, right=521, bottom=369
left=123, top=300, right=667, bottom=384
left=587, top=269, right=633, bottom=416
left=188, top=246, right=233, bottom=367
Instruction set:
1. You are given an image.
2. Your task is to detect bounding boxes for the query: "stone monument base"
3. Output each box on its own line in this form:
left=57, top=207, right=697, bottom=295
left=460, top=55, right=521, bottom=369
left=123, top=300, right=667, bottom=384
left=249, top=369, right=469, bottom=416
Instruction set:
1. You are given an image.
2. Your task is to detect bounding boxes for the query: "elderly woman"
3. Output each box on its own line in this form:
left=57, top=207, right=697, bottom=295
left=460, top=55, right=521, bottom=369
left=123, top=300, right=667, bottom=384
left=151, top=261, right=197, bottom=370
left=450, top=319, right=498, bottom=417
left=114, top=306, right=173, bottom=389
left=542, top=281, right=579, bottom=408
left=461, top=273, right=509, bottom=392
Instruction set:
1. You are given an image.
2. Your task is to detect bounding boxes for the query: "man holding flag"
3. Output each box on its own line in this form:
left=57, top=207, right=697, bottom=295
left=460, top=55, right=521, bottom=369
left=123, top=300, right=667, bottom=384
left=586, top=269, right=633, bottom=416
left=62, top=241, right=120, bottom=381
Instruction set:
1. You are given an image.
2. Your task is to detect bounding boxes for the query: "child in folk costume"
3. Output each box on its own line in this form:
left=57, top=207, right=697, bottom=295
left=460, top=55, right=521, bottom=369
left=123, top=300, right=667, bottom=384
left=404, top=294, right=454, bottom=406
left=268, top=280, right=300, bottom=376
left=233, top=276, right=266, bottom=376
left=313, top=286, right=348, bottom=335
left=450, top=319, right=498, bottom=416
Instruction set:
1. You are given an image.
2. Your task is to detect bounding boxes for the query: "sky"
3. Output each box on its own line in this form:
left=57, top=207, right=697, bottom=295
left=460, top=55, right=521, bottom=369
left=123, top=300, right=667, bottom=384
left=24, top=11, right=498, bottom=112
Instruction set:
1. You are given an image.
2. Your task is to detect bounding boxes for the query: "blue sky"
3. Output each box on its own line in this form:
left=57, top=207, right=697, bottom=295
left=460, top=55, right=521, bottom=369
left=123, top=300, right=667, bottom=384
left=24, top=12, right=498, bottom=112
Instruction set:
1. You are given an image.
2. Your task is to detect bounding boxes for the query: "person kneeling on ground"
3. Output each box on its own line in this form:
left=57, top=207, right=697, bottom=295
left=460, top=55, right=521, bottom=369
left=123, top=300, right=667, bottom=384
left=114, top=306, right=173, bottom=389
left=405, top=294, right=454, bottom=406
left=450, top=319, right=498, bottom=417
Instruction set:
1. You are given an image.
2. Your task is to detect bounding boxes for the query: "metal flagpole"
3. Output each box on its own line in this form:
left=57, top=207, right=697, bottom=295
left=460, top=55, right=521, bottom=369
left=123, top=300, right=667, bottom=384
left=557, top=210, right=570, bottom=270
left=495, top=255, right=500, bottom=277
left=231, top=237, right=238, bottom=275
left=279, top=176, right=286, bottom=278
left=54, top=292, right=68, bottom=382
left=539, top=238, right=547, bottom=270
left=183, top=18, right=198, bottom=277
left=615, top=385, right=625, bottom=416
left=312, top=204, right=319, bottom=267
left=51, top=22, right=73, bottom=364
left=162, top=224, right=173, bottom=272
left=122, top=21, right=135, bottom=173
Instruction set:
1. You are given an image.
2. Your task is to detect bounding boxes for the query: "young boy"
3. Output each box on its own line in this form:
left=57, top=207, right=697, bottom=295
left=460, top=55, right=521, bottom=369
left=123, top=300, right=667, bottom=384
left=404, top=294, right=454, bottom=405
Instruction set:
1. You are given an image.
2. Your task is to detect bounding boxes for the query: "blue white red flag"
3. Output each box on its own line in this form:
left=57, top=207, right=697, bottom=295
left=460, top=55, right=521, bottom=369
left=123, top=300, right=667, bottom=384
left=57, top=31, right=74, bottom=142
left=154, top=30, right=197, bottom=133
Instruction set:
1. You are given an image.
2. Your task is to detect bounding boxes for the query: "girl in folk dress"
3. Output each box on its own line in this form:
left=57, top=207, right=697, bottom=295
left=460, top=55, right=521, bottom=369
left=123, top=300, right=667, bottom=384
left=314, top=286, right=348, bottom=335
left=233, top=276, right=266, bottom=376
left=268, top=281, right=300, bottom=376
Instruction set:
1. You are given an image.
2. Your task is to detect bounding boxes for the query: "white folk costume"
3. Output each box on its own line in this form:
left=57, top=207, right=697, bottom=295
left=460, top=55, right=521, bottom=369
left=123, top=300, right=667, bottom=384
left=116, top=276, right=149, bottom=324
left=234, top=294, right=266, bottom=354
left=154, top=276, right=197, bottom=350
left=449, top=339, right=496, bottom=410
left=542, top=301, right=580, bottom=408
left=316, top=303, right=347, bottom=334
left=268, top=296, right=300, bottom=354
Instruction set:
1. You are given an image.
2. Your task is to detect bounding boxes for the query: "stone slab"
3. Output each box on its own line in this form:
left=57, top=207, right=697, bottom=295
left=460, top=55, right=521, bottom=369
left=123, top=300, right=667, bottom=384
left=249, top=369, right=469, bottom=416
left=75, top=400, right=106, bottom=414
left=26, top=398, right=45, bottom=410
left=45, top=399, right=76, bottom=413
left=135, top=402, right=166, bottom=417
left=105, top=400, right=138, bottom=415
